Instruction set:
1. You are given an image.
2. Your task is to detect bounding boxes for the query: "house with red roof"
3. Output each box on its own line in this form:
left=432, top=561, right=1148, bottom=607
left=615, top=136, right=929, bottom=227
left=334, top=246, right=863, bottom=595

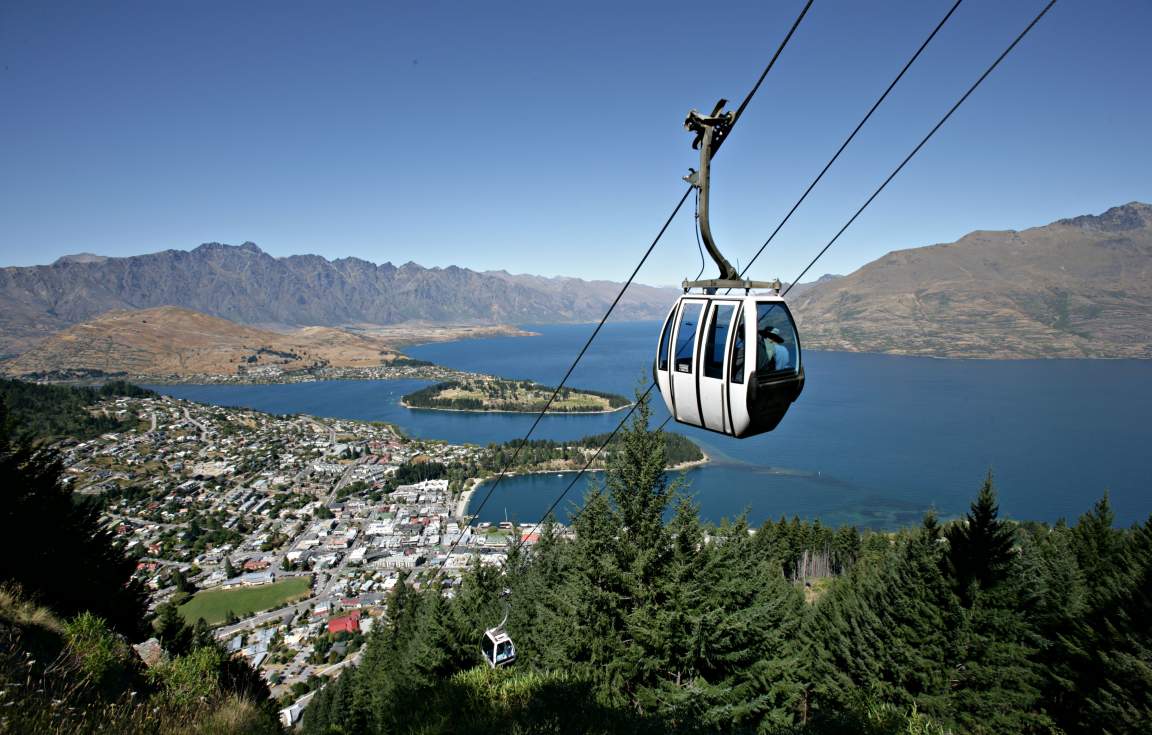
left=327, top=610, right=361, bottom=635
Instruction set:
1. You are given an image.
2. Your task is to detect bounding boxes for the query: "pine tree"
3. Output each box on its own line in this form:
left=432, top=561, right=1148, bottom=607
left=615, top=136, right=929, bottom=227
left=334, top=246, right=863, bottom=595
left=693, top=515, right=805, bottom=731
left=506, top=517, right=573, bottom=671
left=944, top=475, right=1049, bottom=733
left=155, top=602, right=193, bottom=656
left=945, top=471, right=1016, bottom=603
left=804, top=517, right=958, bottom=724
left=606, top=390, right=673, bottom=559
left=563, top=482, right=630, bottom=700
left=1071, top=491, right=1123, bottom=601
left=626, top=497, right=706, bottom=722
left=1050, top=517, right=1152, bottom=733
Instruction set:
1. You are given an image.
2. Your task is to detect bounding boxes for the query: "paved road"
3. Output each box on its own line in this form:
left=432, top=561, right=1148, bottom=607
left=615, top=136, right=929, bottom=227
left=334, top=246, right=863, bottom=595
left=215, top=596, right=317, bottom=639
left=139, top=556, right=184, bottom=566
left=183, top=407, right=210, bottom=437
left=308, top=419, right=337, bottom=447
left=106, top=513, right=184, bottom=531
left=318, top=651, right=362, bottom=677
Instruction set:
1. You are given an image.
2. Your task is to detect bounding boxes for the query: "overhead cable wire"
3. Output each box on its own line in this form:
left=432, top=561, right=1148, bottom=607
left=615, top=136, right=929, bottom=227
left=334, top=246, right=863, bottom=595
left=720, top=0, right=815, bottom=155
left=732, top=0, right=965, bottom=287
left=509, top=0, right=1058, bottom=547
left=783, top=0, right=1057, bottom=295
left=434, top=0, right=816, bottom=578
left=510, top=383, right=660, bottom=554
left=433, top=188, right=690, bottom=578
left=509, top=194, right=713, bottom=551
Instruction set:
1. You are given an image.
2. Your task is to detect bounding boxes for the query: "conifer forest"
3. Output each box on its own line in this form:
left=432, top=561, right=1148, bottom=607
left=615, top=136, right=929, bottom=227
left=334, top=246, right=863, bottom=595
left=302, top=398, right=1152, bottom=734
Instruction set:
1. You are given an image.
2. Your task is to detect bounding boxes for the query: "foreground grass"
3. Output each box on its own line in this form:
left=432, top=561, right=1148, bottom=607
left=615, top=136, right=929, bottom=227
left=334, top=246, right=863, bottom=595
left=1, top=589, right=281, bottom=735
left=179, top=575, right=312, bottom=625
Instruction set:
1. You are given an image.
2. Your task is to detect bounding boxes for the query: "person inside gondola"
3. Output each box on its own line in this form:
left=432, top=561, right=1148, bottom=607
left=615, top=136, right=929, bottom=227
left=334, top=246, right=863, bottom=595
left=496, top=639, right=514, bottom=663
left=757, top=325, right=789, bottom=374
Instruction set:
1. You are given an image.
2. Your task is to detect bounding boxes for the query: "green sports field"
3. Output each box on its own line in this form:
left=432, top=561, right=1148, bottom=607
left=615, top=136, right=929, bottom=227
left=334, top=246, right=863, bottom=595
left=178, top=576, right=312, bottom=626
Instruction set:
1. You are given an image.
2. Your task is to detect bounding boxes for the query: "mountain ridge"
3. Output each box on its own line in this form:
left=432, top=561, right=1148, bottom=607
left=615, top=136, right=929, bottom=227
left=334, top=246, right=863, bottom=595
left=791, top=202, right=1152, bottom=358
left=3, top=202, right=1151, bottom=361
left=0, top=243, right=677, bottom=356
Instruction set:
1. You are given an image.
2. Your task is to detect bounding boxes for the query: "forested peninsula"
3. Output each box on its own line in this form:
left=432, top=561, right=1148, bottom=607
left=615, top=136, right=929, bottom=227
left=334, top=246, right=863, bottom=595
left=475, top=431, right=706, bottom=474
left=402, top=378, right=631, bottom=413
left=304, top=399, right=1152, bottom=735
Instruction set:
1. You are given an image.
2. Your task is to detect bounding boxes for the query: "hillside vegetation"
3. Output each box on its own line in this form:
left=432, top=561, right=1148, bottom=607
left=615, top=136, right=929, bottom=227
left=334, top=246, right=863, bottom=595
left=0, top=591, right=280, bottom=734
left=0, top=400, right=282, bottom=733
left=0, top=378, right=154, bottom=442
left=304, top=396, right=1152, bottom=734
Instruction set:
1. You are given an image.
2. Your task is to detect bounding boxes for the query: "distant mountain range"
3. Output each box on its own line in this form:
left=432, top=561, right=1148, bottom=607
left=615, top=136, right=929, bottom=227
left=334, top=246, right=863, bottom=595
left=2, top=202, right=1150, bottom=362
left=0, top=243, right=677, bottom=357
left=791, top=202, right=1152, bottom=358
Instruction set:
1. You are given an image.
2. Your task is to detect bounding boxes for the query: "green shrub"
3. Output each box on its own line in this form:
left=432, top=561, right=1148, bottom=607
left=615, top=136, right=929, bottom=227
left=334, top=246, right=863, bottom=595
left=65, top=611, right=140, bottom=698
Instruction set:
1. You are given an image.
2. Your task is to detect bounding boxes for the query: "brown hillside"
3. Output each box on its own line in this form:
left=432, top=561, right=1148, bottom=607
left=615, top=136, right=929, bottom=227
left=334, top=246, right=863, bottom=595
left=2, top=306, right=401, bottom=377
left=791, top=202, right=1152, bottom=359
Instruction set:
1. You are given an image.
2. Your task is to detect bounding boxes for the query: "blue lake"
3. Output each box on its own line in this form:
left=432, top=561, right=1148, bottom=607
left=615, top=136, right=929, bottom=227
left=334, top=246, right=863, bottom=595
left=154, top=322, right=1152, bottom=529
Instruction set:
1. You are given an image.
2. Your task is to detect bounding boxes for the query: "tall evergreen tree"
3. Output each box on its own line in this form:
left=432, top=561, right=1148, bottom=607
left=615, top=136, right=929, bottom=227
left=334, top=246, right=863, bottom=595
left=0, top=403, right=149, bottom=639
left=945, top=471, right=1016, bottom=603
left=691, top=515, right=805, bottom=731
left=805, top=516, right=957, bottom=724
left=1049, top=517, right=1152, bottom=734
left=563, top=482, right=631, bottom=701
left=944, top=476, right=1048, bottom=733
left=1071, top=491, right=1123, bottom=600
left=155, top=602, right=194, bottom=656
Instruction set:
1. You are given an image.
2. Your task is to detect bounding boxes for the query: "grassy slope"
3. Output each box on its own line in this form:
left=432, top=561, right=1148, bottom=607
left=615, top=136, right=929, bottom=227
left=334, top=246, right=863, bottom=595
left=179, top=576, right=312, bottom=625
left=0, top=590, right=280, bottom=734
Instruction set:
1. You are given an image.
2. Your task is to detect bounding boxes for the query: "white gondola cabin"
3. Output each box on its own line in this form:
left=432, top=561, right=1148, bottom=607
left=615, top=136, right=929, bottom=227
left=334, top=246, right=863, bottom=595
left=481, top=626, right=516, bottom=668
left=655, top=291, right=803, bottom=438
left=654, top=99, right=806, bottom=437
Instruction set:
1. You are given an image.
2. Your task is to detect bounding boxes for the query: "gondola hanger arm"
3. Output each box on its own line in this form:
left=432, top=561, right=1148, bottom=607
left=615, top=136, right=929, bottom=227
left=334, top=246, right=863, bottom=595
left=683, top=99, right=741, bottom=289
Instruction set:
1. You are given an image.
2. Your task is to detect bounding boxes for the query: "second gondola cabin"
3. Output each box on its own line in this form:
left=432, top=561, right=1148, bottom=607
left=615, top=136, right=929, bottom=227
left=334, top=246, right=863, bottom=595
left=482, top=627, right=516, bottom=668
left=655, top=291, right=803, bottom=438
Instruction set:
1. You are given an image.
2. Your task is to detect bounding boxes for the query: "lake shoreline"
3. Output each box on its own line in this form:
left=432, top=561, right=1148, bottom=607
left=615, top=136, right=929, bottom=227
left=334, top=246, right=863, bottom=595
left=455, top=450, right=711, bottom=520
left=401, top=398, right=633, bottom=415
left=152, top=322, right=1152, bottom=528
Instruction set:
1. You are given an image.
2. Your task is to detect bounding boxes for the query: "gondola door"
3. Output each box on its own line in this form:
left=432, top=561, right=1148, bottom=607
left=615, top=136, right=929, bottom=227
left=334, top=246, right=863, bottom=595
left=669, top=299, right=706, bottom=426
left=698, top=301, right=738, bottom=433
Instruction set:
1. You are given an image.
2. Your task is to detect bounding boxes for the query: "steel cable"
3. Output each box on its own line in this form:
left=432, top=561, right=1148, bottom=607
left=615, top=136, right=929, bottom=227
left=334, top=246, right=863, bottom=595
left=784, top=0, right=1057, bottom=295
left=506, top=0, right=1058, bottom=552
left=433, top=0, right=816, bottom=578
left=731, top=0, right=965, bottom=288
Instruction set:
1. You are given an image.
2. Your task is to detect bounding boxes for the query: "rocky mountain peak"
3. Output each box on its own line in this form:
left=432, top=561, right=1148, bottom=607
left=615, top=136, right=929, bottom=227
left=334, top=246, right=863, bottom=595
left=1056, top=202, right=1152, bottom=232
left=53, top=253, right=109, bottom=265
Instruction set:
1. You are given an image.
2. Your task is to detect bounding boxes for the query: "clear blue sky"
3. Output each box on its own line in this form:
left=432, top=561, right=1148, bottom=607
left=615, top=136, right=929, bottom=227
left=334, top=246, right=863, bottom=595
left=1, top=0, right=1149, bottom=286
